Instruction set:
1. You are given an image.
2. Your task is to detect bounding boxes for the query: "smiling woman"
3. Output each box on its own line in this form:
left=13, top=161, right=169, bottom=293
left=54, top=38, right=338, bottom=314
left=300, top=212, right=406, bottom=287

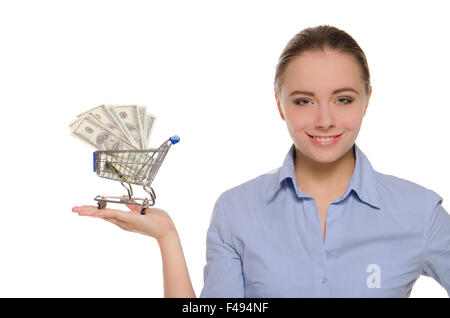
left=72, top=24, right=450, bottom=298
left=201, top=25, right=449, bottom=298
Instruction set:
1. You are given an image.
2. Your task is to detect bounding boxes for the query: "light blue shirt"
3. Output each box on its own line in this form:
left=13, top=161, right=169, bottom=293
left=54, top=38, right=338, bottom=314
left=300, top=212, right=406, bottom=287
left=200, top=143, right=450, bottom=297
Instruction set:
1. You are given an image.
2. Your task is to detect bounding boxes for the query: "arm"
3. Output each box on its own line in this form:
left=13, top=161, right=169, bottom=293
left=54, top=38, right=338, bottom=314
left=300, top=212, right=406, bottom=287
left=421, top=198, right=450, bottom=297
left=199, top=194, right=245, bottom=297
left=157, top=230, right=196, bottom=298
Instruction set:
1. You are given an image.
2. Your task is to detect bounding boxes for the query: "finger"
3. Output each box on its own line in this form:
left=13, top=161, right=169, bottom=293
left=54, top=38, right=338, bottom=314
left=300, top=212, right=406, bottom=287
left=72, top=205, right=85, bottom=213
left=72, top=205, right=101, bottom=216
left=92, top=207, right=134, bottom=224
left=72, top=205, right=129, bottom=222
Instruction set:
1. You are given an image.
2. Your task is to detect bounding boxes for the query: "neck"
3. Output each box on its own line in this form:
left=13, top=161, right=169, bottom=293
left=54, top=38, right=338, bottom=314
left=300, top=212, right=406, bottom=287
left=294, top=145, right=356, bottom=197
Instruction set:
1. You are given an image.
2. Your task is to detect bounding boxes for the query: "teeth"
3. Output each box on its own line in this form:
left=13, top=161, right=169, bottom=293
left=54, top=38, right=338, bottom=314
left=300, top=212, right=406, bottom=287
left=314, top=136, right=336, bottom=142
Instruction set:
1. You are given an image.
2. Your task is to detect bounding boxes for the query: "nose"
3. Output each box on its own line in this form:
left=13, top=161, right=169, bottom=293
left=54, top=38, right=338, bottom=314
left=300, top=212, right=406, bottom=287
left=315, top=104, right=336, bottom=129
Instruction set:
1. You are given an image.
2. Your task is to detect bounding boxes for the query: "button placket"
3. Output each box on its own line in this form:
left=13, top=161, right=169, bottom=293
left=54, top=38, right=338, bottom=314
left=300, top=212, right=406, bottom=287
left=304, top=198, right=331, bottom=297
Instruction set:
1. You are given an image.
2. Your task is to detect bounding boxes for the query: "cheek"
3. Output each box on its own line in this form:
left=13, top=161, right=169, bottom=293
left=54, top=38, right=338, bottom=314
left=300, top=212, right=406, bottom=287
left=284, top=114, right=309, bottom=136
left=340, top=111, right=364, bottom=131
left=284, top=108, right=310, bottom=129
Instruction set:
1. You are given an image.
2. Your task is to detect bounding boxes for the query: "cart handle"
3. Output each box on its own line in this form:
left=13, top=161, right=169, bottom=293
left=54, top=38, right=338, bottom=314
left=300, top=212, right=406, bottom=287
left=169, top=135, right=180, bottom=144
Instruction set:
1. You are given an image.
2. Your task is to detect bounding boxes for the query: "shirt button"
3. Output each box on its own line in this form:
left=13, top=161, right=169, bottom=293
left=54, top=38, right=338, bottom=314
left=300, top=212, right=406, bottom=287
left=320, top=277, right=328, bottom=284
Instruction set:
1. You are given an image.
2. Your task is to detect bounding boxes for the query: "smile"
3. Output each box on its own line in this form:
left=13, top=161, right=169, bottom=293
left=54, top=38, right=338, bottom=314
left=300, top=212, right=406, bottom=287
left=307, top=133, right=343, bottom=146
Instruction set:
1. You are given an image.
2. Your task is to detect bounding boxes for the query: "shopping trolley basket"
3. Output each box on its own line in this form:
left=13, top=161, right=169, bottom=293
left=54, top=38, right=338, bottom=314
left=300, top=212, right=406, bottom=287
left=93, top=135, right=180, bottom=214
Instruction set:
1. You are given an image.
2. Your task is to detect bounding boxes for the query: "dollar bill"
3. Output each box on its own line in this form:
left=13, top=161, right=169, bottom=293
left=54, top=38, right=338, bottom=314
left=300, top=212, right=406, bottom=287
left=100, top=161, right=135, bottom=184
left=76, top=104, right=136, bottom=147
left=69, top=116, right=83, bottom=132
left=138, top=105, right=147, bottom=147
left=137, top=106, right=156, bottom=149
left=96, top=150, right=157, bottom=183
left=71, top=115, right=138, bottom=151
left=144, top=113, right=156, bottom=149
left=107, top=104, right=144, bottom=149
left=145, top=113, right=156, bottom=148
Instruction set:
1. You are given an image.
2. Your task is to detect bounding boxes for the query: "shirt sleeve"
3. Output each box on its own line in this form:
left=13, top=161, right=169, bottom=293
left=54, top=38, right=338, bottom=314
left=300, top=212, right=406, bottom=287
left=199, top=194, right=245, bottom=297
left=421, top=197, right=450, bottom=297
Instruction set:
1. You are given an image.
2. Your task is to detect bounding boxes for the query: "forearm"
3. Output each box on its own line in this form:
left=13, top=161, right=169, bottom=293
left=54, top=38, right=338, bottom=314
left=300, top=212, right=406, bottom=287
left=157, top=230, right=196, bottom=298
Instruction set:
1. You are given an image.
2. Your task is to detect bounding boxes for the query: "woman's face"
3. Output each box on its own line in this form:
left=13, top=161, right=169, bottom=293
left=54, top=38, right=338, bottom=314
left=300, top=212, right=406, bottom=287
left=275, top=48, right=372, bottom=164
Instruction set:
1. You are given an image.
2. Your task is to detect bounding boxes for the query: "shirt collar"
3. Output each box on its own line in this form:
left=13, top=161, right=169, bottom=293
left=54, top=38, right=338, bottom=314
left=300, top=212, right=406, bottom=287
left=266, top=143, right=381, bottom=210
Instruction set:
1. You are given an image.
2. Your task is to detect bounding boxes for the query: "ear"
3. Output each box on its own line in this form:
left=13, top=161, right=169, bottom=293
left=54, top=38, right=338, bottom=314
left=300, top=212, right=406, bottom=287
left=363, top=85, right=372, bottom=117
left=275, top=91, right=285, bottom=121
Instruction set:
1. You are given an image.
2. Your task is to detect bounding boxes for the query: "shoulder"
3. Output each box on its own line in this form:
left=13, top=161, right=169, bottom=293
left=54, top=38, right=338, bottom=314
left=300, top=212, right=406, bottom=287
left=373, top=170, right=443, bottom=217
left=375, top=171, right=442, bottom=201
left=215, top=167, right=280, bottom=211
left=210, top=168, right=280, bottom=248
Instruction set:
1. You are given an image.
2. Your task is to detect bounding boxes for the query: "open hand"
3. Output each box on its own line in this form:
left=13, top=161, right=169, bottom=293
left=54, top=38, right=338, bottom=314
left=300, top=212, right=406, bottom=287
left=72, top=202, right=177, bottom=241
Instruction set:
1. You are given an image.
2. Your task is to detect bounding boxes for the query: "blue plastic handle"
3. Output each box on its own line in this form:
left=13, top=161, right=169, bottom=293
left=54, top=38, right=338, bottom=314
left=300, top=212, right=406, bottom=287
left=93, top=151, right=96, bottom=172
left=169, top=135, right=180, bottom=144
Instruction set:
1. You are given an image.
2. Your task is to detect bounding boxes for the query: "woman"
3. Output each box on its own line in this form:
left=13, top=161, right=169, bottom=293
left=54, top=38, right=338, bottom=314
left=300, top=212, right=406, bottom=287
left=72, top=25, right=450, bottom=297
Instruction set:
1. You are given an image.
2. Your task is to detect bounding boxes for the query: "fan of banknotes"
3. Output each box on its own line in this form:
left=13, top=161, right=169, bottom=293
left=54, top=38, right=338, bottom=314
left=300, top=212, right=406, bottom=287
left=69, top=104, right=156, bottom=150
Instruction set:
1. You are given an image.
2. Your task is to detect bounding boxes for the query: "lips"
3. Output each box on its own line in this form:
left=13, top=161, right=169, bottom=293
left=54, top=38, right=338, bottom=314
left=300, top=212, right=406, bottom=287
left=307, top=132, right=343, bottom=146
left=307, top=133, right=343, bottom=138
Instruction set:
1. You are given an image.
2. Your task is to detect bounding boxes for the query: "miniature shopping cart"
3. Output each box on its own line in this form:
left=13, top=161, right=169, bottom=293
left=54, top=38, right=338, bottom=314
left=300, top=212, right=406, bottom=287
left=93, top=135, right=180, bottom=214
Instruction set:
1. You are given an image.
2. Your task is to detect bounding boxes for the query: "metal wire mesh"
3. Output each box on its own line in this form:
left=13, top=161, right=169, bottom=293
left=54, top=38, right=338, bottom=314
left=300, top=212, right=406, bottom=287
left=94, top=140, right=171, bottom=187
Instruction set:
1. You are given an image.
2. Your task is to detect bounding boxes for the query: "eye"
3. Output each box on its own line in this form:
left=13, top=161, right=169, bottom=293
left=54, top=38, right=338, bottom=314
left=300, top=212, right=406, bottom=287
left=293, top=98, right=311, bottom=105
left=337, top=97, right=353, bottom=104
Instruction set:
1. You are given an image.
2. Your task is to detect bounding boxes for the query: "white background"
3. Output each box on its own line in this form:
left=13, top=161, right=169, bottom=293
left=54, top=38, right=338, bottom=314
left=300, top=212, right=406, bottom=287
left=0, top=0, right=448, bottom=297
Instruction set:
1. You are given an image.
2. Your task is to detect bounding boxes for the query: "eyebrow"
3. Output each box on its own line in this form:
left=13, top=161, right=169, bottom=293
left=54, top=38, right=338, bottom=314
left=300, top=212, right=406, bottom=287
left=288, top=87, right=359, bottom=97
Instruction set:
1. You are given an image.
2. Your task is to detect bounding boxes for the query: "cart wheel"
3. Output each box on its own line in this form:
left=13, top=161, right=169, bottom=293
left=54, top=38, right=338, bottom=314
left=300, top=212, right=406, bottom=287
left=97, top=201, right=107, bottom=210
left=140, top=207, right=147, bottom=215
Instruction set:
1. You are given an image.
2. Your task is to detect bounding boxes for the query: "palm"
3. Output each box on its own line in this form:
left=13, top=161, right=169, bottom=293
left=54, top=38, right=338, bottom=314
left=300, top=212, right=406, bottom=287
left=72, top=202, right=175, bottom=240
